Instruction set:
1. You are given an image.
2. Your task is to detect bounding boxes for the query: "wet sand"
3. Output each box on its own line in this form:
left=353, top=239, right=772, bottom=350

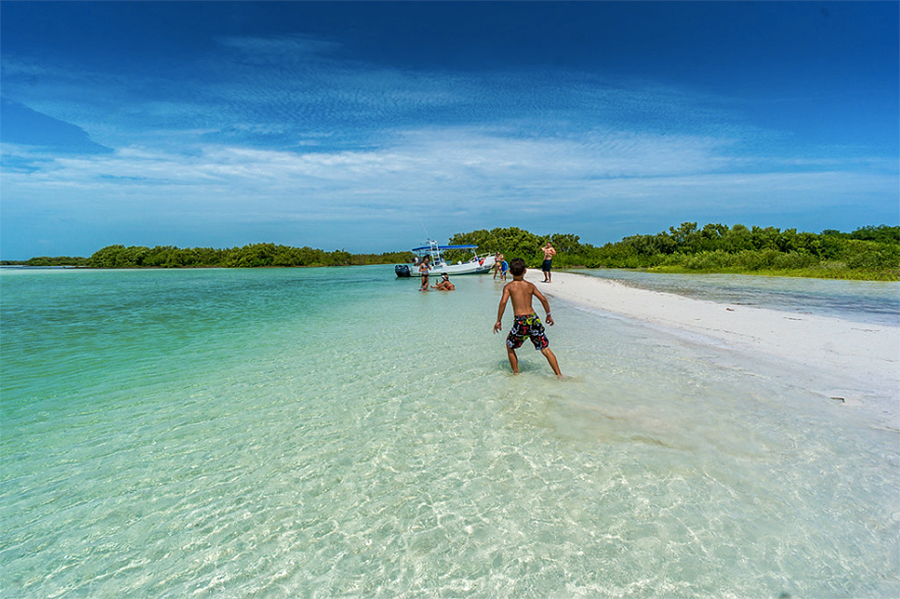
left=528, top=271, right=900, bottom=428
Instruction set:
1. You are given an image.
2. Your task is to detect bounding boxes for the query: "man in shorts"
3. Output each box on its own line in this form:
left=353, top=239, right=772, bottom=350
left=493, top=258, right=562, bottom=377
left=541, top=242, right=556, bottom=283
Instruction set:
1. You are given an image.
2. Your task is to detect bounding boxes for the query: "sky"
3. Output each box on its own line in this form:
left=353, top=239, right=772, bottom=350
left=1, top=1, right=898, bottom=259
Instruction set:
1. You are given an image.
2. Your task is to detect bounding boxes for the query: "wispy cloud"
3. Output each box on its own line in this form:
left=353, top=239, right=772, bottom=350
left=4, top=125, right=894, bottom=222
left=2, top=30, right=766, bottom=149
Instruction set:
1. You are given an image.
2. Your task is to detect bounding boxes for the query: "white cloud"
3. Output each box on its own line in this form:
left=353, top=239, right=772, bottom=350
left=4, top=125, right=895, bottom=231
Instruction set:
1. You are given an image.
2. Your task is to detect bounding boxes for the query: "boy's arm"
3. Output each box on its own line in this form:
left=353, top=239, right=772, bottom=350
left=532, top=285, right=554, bottom=325
left=493, top=286, right=510, bottom=333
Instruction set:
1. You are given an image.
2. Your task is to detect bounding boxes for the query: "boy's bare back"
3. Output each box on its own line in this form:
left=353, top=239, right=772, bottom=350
left=494, top=269, right=554, bottom=330
left=504, top=279, right=547, bottom=316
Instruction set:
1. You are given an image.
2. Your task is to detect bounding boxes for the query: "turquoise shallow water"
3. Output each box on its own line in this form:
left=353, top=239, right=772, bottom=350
left=2, top=267, right=898, bottom=598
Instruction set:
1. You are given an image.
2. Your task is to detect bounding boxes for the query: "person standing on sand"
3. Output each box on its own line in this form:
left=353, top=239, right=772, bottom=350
left=541, top=242, right=556, bottom=283
left=493, top=258, right=562, bottom=377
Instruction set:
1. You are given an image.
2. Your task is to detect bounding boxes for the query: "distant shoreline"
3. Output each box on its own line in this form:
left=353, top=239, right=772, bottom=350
left=2, top=261, right=898, bottom=282
left=2, top=262, right=896, bottom=282
left=0, top=264, right=322, bottom=269
left=4, top=223, right=898, bottom=280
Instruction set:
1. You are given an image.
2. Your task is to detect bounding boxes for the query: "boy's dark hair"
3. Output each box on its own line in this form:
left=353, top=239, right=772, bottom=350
left=509, top=258, right=527, bottom=276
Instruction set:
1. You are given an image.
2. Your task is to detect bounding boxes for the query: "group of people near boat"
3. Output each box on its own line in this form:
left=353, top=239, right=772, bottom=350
left=417, top=242, right=556, bottom=292
left=416, top=242, right=562, bottom=377
left=415, top=255, right=455, bottom=291
left=492, top=242, right=556, bottom=283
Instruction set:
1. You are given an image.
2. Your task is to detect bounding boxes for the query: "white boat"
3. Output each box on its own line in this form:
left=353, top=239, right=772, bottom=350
left=395, top=240, right=495, bottom=277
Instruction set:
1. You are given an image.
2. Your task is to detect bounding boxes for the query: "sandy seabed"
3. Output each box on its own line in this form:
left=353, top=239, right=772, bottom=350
left=527, top=271, right=900, bottom=429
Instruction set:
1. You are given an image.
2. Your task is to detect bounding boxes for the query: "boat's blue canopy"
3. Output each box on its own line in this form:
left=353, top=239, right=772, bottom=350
left=411, top=244, right=478, bottom=252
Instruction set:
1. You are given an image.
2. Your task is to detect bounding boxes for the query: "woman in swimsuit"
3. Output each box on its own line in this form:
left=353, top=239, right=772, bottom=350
left=418, top=255, right=431, bottom=291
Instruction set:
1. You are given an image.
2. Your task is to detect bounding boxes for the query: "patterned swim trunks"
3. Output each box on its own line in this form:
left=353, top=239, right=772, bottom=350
left=506, top=313, right=550, bottom=350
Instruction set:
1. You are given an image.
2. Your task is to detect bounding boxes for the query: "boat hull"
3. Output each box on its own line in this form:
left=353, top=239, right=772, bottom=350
left=395, top=240, right=495, bottom=277
left=396, top=256, right=495, bottom=277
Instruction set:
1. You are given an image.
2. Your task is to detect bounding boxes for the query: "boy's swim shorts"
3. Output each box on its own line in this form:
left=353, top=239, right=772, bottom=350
left=506, top=313, right=549, bottom=350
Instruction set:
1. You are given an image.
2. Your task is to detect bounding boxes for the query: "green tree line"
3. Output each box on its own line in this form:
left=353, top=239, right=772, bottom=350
left=8, top=243, right=411, bottom=269
left=450, top=224, right=899, bottom=280
left=1, top=255, right=91, bottom=267
left=3, top=223, right=897, bottom=280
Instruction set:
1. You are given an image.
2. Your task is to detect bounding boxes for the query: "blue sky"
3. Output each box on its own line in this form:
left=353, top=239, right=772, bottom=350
left=1, top=1, right=897, bottom=259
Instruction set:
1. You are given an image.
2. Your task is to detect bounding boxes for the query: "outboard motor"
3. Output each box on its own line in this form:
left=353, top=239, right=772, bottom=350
left=395, top=264, right=411, bottom=277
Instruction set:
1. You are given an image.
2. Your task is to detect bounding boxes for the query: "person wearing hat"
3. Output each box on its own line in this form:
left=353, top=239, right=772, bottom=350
left=432, top=272, right=455, bottom=291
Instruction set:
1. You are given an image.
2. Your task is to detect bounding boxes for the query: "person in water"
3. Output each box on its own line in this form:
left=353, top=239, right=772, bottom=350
left=432, top=273, right=455, bottom=291
left=418, top=255, right=431, bottom=291
left=492, top=252, right=503, bottom=280
left=493, top=258, right=562, bottom=377
left=500, top=258, right=509, bottom=282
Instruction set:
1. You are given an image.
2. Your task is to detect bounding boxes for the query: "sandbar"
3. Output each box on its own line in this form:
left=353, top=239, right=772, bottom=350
left=527, top=271, right=900, bottom=428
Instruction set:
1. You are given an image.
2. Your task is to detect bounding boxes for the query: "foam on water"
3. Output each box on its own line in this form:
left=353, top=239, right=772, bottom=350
left=2, top=267, right=898, bottom=598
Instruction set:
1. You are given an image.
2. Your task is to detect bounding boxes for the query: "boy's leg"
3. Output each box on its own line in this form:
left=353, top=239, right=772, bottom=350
left=506, top=345, right=519, bottom=374
left=541, top=347, right=562, bottom=377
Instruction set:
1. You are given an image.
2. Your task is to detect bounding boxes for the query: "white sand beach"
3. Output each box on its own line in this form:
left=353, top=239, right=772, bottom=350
left=527, top=271, right=900, bottom=427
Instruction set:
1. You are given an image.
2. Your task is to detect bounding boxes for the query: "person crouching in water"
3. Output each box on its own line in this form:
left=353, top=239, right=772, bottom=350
left=432, top=273, right=455, bottom=291
left=493, top=258, right=562, bottom=377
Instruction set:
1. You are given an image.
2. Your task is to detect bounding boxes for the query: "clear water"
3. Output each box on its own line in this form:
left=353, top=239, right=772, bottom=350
left=2, top=267, right=898, bottom=598
left=573, top=269, right=900, bottom=326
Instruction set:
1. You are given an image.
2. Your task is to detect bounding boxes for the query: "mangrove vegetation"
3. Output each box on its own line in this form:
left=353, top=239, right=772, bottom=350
left=451, top=224, right=899, bottom=280
left=3, top=223, right=897, bottom=280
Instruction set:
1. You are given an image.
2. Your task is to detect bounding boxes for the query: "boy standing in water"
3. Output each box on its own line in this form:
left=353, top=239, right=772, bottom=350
left=493, top=258, right=562, bottom=377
